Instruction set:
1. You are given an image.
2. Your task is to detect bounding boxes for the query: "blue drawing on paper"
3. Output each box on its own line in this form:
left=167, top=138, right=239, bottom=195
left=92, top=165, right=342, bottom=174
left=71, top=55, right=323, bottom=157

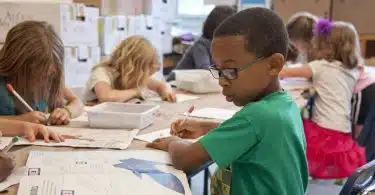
left=113, top=158, right=185, bottom=194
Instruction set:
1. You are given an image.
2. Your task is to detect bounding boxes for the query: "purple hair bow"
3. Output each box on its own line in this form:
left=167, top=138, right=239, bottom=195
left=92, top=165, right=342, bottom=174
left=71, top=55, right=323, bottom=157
left=314, top=18, right=332, bottom=36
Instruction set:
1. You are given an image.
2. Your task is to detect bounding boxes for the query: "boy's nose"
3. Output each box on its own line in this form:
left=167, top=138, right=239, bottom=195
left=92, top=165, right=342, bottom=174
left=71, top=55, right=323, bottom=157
left=219, top=77, right=230, bottom=87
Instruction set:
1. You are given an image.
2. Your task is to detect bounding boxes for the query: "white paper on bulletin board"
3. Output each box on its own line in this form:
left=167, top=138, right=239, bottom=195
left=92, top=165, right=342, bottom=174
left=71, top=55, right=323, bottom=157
left=239, top=0, right=271, bottom=9
left=204, top=0, right=236, bottom=5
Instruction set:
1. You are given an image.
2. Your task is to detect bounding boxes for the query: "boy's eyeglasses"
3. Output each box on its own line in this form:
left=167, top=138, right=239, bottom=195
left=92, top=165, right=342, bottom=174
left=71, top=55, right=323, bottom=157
left=208, top=57, right=264, bottom=80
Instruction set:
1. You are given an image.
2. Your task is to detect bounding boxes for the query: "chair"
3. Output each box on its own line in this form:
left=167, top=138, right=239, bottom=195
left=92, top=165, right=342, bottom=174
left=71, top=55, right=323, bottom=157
left=339, top=159, right=375, bottom=195
left=186, top=161, right=214, bottom=195
left=340, top=102, right=375, bottom=195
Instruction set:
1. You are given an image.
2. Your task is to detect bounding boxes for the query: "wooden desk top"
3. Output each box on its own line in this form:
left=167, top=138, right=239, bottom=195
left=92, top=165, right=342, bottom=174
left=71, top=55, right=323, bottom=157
left=3, top=92, right=305, bottom=195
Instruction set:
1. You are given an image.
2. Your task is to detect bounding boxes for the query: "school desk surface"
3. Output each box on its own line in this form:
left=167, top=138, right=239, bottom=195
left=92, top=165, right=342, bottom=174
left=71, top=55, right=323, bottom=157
left=4, top=90, right=306, bottom=195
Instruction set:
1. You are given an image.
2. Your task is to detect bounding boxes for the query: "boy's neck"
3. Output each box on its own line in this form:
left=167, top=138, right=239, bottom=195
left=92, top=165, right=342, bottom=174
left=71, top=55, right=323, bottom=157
left=254, top=78, right=282, bottom=101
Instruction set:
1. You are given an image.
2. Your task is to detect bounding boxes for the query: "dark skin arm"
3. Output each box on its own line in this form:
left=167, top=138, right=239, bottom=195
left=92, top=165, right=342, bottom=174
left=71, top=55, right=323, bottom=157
left=147, top=137, right=211, bottom=172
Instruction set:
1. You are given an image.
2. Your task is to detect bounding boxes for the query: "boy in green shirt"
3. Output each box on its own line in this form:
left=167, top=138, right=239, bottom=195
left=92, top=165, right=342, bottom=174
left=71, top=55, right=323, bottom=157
left=147, top=7, right=308, bottom=195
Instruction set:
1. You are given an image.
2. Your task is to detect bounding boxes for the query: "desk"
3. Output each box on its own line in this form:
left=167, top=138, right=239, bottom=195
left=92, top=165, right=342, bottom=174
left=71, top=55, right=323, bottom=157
left=4, top=91, right=305, bottom=195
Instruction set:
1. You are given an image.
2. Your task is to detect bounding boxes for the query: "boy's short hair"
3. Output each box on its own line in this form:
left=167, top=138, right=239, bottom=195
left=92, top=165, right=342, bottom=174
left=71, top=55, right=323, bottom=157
left=214, top=7, right=288, bottom=59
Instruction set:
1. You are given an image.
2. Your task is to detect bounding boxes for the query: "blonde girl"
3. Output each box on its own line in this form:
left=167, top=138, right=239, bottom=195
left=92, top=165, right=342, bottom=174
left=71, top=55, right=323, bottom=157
left=83, top=35, right=176, bottom=103
left=0, top=21, right=83, bottom=125
left=280, top=20, right=365, bottom=179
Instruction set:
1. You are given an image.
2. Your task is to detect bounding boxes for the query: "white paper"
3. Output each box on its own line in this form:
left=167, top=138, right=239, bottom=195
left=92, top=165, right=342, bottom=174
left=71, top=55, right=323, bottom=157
left=17, top=173, right=186, bottom=195
left=280, top=78, right=312, bottom=91
left=186, top=108, right=236, bottom=121
left=0, top=137, right=12, bottom=150
left=0, top=167, right=27, bottom=192
left=21, top=150, right=192, bottom=195
left=15, top=126, right=139, bottom=150
left=147, top=94, right=199, bottom=103
left=136, top=129, right=198, bottom=143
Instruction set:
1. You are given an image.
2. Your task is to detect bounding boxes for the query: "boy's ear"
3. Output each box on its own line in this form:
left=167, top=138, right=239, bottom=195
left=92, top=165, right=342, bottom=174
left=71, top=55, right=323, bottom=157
left=267, top=53, right=284, bottom=76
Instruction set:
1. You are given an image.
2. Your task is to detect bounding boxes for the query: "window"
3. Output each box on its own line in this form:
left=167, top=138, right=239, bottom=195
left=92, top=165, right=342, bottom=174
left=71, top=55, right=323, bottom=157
left=178, top=0, right=215, bottom=16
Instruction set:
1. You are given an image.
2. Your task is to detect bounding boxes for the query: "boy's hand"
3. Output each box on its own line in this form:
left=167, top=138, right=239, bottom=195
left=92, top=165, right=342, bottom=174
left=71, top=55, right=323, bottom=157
left=18, top=111, right=46, bottom=124
left=147, top=136, right=181, bottom=151
left=170, top=119, right=210, bottom=139
left=0, top=152, right=15, bottom=182
left=48, top=108, right=70, bottom=125
left=160, top=90, right=177, bottom=103
left=22, top=122, right=65, bottom=143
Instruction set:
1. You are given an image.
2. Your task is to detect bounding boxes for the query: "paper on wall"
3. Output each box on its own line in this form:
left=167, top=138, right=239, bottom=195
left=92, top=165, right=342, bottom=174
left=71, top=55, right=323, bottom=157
left=14, top=126, right=139, bottom=150
left=0, top=167, right=27, bottom=192
left=135, top=129, right=198, bottom=143
left=186, top=108, right=236, bottom=121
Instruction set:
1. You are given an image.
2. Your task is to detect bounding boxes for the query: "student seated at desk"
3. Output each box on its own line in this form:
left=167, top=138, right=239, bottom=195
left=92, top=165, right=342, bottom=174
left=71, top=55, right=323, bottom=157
left=0, top=119, right=66, bottom=182
left=83, top=35, right=176, bottom=104
left=166, top=6, right=236, bottom=81
left=148, top=8, right=308, bottom=195
left=286, top=12, right=317, bottom=63
left=0, top=21, right=84, bottom=126
left=280, top=20, right=365, bottom=179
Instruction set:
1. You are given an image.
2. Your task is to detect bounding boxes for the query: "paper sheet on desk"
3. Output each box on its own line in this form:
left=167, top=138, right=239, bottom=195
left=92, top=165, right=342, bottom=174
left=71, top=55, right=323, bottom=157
left=17, top=173, right=188, bottom=195
left=147, top=94, right=199, bottom=103
left=22, top=150, right=192, bottom=195
left=136, top=129, right=198, bottom=143
left=280, top=78, right=312, bottom=91
left=186, top=108, right=236, bottom=121
left=14, top=126, right=139, bottom=150
left=0, top=167, right=27, bottom=192
left=0, top=137, right=13, bottom=150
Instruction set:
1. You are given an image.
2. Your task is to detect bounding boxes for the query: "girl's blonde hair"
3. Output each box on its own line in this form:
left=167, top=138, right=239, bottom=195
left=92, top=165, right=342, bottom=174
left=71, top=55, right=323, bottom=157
left=309, top=21, right=363, bottom=69
left=96, top=35, right=160, bottom=90
left=0, top=21, right=65, bottom=112
left=287, top=12, right=318, bottom=42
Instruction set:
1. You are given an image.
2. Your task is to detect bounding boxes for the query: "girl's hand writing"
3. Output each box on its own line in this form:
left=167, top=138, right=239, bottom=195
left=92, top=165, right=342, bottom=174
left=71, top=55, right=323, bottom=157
left=18, top=111, right=46, bottom=124
left=48, top=108, right=70, bottom=125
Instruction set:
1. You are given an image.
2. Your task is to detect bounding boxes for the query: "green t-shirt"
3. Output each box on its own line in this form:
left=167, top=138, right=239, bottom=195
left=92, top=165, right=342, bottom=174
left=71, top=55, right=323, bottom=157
left=199, top=91, right=308, bottom=195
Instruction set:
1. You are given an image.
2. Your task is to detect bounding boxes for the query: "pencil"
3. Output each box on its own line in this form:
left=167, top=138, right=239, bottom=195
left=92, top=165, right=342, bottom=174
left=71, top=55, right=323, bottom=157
left=6, top=84, right=34, bottom=112
left=184, top=105, right=195, bottom=122
left=6, top=84, right=49, bottom=124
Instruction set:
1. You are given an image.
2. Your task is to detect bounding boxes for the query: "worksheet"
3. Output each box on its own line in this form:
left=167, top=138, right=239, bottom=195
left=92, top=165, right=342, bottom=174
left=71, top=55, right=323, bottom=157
left=186, top=108, right=237, bottom=121
left=14, top=126, right=139, bottom=150
left=19, top=150, right=192, bottom=195
left=0, top=137, right=13, bottom=150
left=147, top=94, right=199, bottom=103
left=135, top=129, right=198, bottom=143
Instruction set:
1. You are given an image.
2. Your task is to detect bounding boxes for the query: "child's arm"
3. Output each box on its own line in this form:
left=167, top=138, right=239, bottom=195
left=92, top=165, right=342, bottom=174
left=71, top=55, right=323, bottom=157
left=147, top=77, right=176, bottom=102
left=148, top=137, right=211, bottom=172
left=279, top=66, right=313, bottom=79
left=0, top=119, right=65, bottom=142
left=94, top=82, right=141, bottom=103
left=63, top=87, right=84, bottom=118
left=48, top=87, right=84, bottom=125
